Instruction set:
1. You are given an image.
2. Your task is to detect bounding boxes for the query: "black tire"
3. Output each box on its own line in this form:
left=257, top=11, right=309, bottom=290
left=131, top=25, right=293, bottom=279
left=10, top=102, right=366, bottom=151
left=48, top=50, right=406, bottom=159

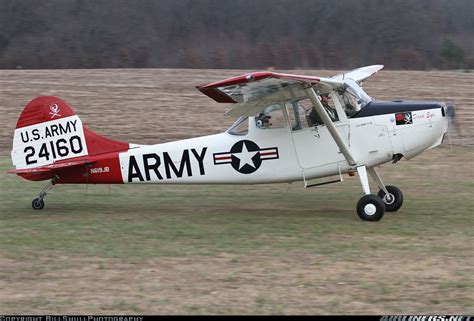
left=32, top=198, right=45, bottom=210
left=356, top=194, right=385, bottom=221
left=377, top=185, right=403, bottom=212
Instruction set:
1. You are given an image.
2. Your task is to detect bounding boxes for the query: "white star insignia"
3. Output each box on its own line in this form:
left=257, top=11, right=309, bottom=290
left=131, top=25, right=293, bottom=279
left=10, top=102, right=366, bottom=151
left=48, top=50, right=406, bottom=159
left=233, top=142, right=258, bottom=170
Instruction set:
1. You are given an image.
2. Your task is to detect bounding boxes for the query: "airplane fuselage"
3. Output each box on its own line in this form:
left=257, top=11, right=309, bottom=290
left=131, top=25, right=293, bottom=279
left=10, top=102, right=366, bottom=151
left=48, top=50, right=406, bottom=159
left=54, top=103, right=447, bottom=186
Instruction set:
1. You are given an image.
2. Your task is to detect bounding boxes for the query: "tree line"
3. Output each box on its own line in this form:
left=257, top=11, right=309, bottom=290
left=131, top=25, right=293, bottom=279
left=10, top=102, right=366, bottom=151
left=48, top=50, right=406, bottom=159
left=0, top=0, right=472, bottom=70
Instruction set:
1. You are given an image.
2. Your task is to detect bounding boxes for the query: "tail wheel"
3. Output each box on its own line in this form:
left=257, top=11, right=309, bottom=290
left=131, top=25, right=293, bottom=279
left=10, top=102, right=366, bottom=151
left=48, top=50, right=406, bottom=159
left=32, top=198, right=45, bottom=210
left=377, top=185, right=403, bottom=212
left=356, top=194, right=385, bottom=221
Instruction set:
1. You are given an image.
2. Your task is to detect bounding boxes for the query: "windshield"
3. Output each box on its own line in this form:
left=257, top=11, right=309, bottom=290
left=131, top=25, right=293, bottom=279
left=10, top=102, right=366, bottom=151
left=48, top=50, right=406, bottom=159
left=344, top=79, right=373, bottom=108
left=334, top=79, right=373, bottom=117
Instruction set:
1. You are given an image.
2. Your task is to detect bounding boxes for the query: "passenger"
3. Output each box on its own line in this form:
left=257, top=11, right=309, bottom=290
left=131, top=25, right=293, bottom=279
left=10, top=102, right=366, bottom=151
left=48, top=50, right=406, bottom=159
left=321, top=94, right=338, bottom=121
left=307, top=94, right=338, bottom=126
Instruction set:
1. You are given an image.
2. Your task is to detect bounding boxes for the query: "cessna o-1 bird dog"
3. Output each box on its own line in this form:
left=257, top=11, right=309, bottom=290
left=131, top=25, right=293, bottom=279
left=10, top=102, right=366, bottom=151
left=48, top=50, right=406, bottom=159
left=9, top=65, right=453, bottom=221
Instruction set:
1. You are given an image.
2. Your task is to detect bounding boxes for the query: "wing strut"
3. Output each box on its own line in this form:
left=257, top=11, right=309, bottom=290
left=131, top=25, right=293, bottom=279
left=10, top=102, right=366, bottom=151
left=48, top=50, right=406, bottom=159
left=304, top=87, right=357, bottom=166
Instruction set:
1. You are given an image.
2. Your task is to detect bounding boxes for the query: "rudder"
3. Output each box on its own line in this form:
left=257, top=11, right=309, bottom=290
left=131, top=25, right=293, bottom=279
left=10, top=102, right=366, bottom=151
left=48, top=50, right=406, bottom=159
left=11, top=96, right=129, bottom=170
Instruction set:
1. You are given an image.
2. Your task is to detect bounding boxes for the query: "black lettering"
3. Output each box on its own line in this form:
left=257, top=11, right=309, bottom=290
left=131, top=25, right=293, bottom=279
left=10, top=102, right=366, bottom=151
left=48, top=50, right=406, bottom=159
left=45, top=127, right=52, bottom=138
left=32, top=129, right=40, bottom=140
left=56, top=138, right=68, bottom=156
left=191, top=147, right=207, bottom=175
left=59, top=122, right=71, bottom=135
left=128, top=156, right=144, bottom=182
left=70, top=119, right=78, bottom=132
left=20, top=131, right=29, bottom=143
left=50, top=124, right=59, bottom=137
left=49, top=141, right=57, bottom=158
left=24, top=146, right=37, bottom=165
left=163, top=150, right=191, bottom=179
left=38, top=143, right=50, bottom=160
left=69, top=136, right=83, bottom=154
left=143, top=153, right=163, bottom=181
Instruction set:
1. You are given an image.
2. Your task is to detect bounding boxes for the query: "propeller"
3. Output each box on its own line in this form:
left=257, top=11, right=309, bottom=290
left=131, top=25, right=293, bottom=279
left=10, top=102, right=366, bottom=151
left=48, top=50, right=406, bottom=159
left=445, top=104, right=456, bottom=149
left=443, top=81, right=458, bottom=149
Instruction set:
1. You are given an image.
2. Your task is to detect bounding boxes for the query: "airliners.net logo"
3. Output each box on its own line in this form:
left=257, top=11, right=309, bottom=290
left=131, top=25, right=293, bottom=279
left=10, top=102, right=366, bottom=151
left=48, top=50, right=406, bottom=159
left=381, top=316, right=471, bottom=321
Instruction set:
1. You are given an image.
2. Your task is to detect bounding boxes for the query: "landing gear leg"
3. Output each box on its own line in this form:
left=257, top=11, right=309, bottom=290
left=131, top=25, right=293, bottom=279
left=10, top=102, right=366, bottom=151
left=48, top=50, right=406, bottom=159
left=367, top=167, right=403, bottom=212
left=355, top=165, right=385, bottom=221
left=32, top=175, right=59, bottom=210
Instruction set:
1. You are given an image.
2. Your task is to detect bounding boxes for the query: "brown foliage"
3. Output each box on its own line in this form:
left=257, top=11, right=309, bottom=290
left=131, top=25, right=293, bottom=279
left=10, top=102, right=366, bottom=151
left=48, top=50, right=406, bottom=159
left=0, top=0, right=473, bottom=69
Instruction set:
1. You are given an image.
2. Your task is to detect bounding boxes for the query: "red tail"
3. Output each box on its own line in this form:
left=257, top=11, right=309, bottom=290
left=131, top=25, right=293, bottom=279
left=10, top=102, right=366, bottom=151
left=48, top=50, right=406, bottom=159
left=15, top=96, right=129, bottom=156
left=11, top=96, right=129, bottom=180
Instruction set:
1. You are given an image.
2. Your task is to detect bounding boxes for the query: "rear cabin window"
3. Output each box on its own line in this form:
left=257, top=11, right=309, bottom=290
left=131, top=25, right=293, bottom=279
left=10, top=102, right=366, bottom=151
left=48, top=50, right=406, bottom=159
left=286, top=100, right=311, bottom=131
left=256, top=104, right=286, bottom=129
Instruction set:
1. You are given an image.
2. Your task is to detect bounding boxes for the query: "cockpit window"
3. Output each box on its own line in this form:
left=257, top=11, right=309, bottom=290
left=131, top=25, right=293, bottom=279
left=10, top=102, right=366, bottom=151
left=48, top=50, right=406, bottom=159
left=337, top=79, right=374, bottom=117
left=227, top=116, right=248, bottom=135
left=345, top=79, right=373, bottom=107
left=337, top=90, right=360, bottom=117
left=287, top=97, right=339, bottom=130
left=228, top=81, right=373, bottom=133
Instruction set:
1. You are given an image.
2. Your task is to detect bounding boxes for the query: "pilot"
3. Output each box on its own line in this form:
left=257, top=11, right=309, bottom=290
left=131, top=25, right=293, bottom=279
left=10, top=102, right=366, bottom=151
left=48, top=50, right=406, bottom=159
left=307, top=93, right=338, bottom=126
left=321, top=94, right=338, bottom=120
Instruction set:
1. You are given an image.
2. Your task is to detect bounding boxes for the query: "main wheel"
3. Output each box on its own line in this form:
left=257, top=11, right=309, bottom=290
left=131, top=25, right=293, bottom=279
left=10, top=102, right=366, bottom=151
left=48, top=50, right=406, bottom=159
left=356, top=194, right=385, bottom=221
left=377, top=185, right=403, bottom=212
left=32, top=198, right=45, bottom=210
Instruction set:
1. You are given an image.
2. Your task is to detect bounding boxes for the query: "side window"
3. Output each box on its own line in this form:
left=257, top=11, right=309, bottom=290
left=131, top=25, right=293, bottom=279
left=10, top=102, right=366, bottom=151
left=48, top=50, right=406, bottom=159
left=304, top=94, right=340, bottom=127
left=256, top=104, right=286, bottom=129
left=286, top=100, right=311, bottom=131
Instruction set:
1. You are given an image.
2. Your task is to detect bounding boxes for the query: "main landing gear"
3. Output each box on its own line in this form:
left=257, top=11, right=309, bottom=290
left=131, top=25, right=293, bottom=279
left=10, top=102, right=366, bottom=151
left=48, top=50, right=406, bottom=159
left=32, top=176, right=58, bottom=210
left=355, top=166, right=403, bottom=221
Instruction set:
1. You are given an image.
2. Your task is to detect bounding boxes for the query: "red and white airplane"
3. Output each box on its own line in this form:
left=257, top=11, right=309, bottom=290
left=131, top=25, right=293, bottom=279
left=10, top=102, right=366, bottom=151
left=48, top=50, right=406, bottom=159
left=9, top=65, right=453, bottom=221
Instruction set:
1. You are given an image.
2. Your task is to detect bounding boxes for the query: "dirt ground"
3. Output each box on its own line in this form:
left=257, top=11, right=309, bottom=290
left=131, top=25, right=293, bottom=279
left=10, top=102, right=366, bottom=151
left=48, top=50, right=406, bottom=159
left=0, top=69, right=472, bottom=155
left=1, top=249, right=471, bottom=314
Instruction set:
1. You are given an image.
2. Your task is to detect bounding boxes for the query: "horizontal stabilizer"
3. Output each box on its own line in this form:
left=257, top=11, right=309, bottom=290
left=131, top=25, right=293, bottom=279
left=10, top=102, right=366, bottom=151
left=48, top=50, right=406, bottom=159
left=7, top=158, right=97, bottom=174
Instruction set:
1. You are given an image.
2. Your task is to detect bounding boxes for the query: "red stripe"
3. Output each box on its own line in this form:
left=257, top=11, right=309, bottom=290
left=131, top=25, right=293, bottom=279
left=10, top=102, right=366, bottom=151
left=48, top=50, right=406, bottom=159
left=260, top=151, right=277, bottom=156
left=215, top=155, right=232, bottom=160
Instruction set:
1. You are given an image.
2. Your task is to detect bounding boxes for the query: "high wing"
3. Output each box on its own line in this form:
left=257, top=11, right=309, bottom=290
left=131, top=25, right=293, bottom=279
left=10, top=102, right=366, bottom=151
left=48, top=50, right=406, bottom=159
left=196, top=65, right=382, bottom=118
left=196, top=71, right=343, bottom=117
left=196, top=66, right=384, bottom=166
left=331, top=65, right=384, bottom=84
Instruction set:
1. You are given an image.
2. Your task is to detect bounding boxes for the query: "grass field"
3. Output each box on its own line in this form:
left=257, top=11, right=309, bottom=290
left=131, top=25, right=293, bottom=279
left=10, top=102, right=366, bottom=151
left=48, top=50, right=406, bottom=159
left=0, top=69, right=473, bottom=314
left=0, top=146, right=472, bottom=314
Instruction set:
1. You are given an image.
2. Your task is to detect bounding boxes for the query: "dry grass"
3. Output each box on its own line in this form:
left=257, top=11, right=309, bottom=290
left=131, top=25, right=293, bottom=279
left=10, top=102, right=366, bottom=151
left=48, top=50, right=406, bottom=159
left=0, top=69, right=472, bottom=314
left=1, top=250, right=471, bottom=314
